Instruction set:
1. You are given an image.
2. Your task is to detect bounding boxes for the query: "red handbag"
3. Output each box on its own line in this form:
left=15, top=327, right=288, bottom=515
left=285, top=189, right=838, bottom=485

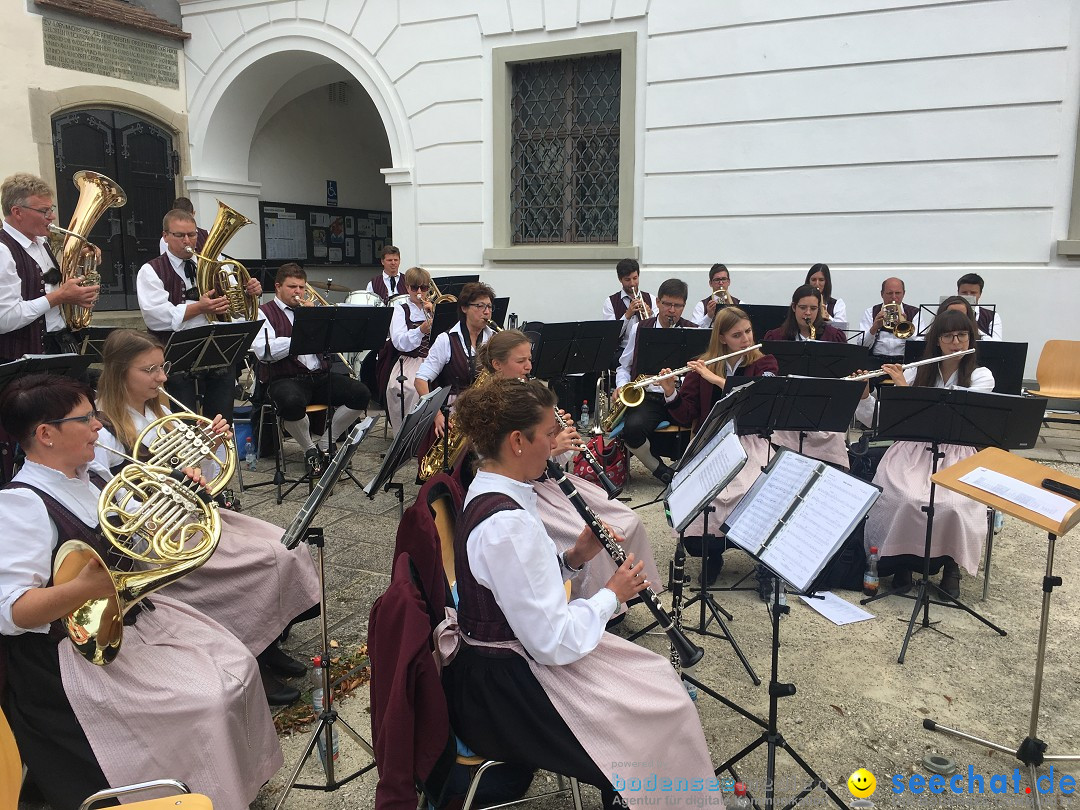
left=573, top=434, right=629, bottom=489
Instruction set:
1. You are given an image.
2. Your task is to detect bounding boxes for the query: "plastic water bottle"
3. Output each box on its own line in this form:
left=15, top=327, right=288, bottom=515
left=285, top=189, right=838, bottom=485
left=244, top=436, right=257, bottom=471
left=579, top=400, right=590, bottom=428
left=863, top=546, right=880, bottom=597
left=310, top=657, right=339, bottom=775
left=684, top=680, right=698, bottom=701
left=731, top=782, right=751, bottom=809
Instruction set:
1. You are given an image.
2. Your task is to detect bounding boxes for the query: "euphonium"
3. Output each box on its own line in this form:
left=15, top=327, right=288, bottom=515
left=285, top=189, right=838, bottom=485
left=49, top=170, right=127, bottom=331
left=52, top=452, right=220, bottom=665
left=134, top=386, right=237, bottom=495
left=417, top=368, right=491, bottom=481
left=191, top=200, right=257, bottom=322
left=881, top=302, right=915, bottom=339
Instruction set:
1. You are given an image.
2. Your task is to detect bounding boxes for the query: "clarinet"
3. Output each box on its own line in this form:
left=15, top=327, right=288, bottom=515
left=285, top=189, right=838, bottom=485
left=669, top=541, right=687, bottom=670
left=553, top=407, right=621, bottom=499
left=545, top=460, right=704, bottom=668
left=281, top=420, right=372, bottom=549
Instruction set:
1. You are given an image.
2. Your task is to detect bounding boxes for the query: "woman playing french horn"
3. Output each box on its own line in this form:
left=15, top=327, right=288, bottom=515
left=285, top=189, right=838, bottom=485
left=94, top=329, right=320, bottom=703
left=0, top=373, right=282, bottom=809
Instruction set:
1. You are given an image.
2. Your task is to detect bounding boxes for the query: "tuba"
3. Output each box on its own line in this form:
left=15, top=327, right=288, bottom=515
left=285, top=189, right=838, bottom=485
left=49, top=170, right=127, bottom=331
left=191, top=201, right=258, bottom=322
left=417, top=368, right=491, bottom=481
left=52, top=455, right=220, bottom=665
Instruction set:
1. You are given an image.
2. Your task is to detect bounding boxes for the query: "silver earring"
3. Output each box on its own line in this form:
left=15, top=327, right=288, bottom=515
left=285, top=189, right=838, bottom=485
left=47, top=442, right=54, bottom=447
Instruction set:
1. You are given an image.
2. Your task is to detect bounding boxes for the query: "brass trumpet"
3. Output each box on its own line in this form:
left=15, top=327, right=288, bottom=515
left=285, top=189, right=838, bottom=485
left=52, top=446, right=220, bottom=665
left=616, top=344, right=762, bottom=408
left=881, top=302, right=915, bottom=339
left=711, top=287, right=732, bottom=307
left=631, top=286, right=651, bottom=320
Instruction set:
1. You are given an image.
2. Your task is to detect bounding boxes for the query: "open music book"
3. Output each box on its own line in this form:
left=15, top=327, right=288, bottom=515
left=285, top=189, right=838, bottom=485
left=721, top=448, right=881, bottom=593
left=664, top=418, right=747, bottom=533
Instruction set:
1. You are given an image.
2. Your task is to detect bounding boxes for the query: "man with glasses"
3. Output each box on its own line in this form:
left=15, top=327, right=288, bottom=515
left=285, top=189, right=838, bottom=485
left=689, top=263, right=741, bottom=328
left=251, top=263, right=370, bottom=477
left=365, top=244, right=402, bottom=304
left=136, top=208, right=262, bottom=423
left=615, top=278, right=699, bottom=484
left=859, top=276, right=921, bottom=373
left=0, top=173, right=99, bottom=363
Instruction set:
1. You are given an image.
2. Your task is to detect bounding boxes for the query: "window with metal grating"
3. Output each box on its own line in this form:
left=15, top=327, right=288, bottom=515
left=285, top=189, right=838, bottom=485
left=510, top=52, right=620, bottom=244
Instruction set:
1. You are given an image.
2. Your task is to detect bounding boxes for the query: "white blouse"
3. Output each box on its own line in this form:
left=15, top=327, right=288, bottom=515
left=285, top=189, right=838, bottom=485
left=389, top=300, right=428, bottom=353
left=415, top=322, right=493, bottom=384
left=0, top=460, right=111, bottom=635
left=854, top=365, right=995, bottom=428
left=464, top=471, right=617, bottom=666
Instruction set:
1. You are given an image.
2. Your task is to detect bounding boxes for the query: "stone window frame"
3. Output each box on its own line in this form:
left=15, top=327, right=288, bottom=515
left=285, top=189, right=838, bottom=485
left=486, top=32, right=639, bottom=263
left=1058, top=102, right=1080, bottom=257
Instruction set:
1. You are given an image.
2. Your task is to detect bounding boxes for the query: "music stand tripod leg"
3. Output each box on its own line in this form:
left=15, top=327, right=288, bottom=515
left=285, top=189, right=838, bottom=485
left=923, top=532, right=1079, bottom=810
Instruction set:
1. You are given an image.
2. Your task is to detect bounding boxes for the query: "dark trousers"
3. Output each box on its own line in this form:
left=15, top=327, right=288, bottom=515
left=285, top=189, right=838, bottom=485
left=268, top=372, right=370, bottom=423
left=166, top=366, right=237, bottom=423
left=620, top=392, right=669, bottom=451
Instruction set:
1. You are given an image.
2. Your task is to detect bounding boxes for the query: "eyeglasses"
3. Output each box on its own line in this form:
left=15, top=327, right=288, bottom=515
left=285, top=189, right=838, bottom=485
left=168, top=231, right=198, bottom=239
left=136, top=361, right=172, bottom=375
left=44, top=409, right=99, bottom=427
left=469, top=303, right=493, bottom=312
left=940, top=332, right=969, bottom=343
left=410, top=285, right=431, bottom=292
left=20, top=204, right=57, bottom=217
left=657, top=300, right=684, bottom=309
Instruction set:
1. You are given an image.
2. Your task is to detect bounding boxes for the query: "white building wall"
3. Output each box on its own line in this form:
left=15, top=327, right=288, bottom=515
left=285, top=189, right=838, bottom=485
left=180, top=0, right=1080, bottom=374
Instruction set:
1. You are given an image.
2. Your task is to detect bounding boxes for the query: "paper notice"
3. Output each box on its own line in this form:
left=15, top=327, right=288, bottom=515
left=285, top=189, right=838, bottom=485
left=958, top=467, right=1074, bottom=523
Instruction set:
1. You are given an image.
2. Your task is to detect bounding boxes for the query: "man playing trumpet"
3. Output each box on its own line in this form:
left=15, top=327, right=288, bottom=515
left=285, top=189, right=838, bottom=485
left=251, top=263, right=370, bottom=478
left=136, top=207, right=262, bottom=422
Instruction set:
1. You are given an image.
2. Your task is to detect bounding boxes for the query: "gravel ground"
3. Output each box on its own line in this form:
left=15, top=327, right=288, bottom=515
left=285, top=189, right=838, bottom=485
left=17, top=421, right=1080, bottom=810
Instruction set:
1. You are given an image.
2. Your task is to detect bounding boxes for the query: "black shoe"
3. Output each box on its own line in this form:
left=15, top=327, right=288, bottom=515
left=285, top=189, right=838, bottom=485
left=258, top=644, right=308, bottom=678
left=891, top=569, right=913, bottom=594
left=940, top=561, right=961, bottom=598
left=265, top=682, right=302, bottom=706
left=653, top=462, right=674, bottom=486
left=304, top=448, right=324, bottom=478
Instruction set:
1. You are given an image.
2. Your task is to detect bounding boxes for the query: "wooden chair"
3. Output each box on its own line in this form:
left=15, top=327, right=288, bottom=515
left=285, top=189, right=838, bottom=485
left=1026, top=340, right=1080, bottom=425
left=1, top=706, right=212, bottom=810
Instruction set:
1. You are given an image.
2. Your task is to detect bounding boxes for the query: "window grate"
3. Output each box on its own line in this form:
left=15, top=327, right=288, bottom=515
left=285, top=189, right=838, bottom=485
left=510, top=52, right=620, bottom=244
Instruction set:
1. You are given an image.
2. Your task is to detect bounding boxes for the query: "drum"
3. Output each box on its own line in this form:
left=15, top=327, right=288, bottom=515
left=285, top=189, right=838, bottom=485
left=387, top=293, right=412, bottom=308
left=343, top=290, right=385, bottom=307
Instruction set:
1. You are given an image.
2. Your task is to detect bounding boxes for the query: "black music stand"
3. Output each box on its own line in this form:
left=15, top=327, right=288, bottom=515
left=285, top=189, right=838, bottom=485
left=633, top=326, right=710, bottom=376
left=762, top=340, right=870, bottom=379
left=75, top=326, right=119, bottom=361
left=276, top=306, right=392, bottom=499
left=532, top=321, right=622, bottom=423
left=0, top=353, right=93, bottom=484
left=860, top=386, right=1046, bottom=663
left=163, top=321, right=261, bottom=419
left=430, top=274, right=479, bottom=299
left=738, top=304, right=789, bottom=341
left=364, top=386, right=450, bottom=518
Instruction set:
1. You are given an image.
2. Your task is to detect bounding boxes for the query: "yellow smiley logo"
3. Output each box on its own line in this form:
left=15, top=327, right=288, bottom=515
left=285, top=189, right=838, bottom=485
left=848, top=768, right=877, bottom=798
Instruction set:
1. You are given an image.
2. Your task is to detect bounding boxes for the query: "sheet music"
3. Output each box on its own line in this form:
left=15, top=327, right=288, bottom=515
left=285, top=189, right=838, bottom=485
left=723, top=451, right=819, bottom=554
left=665, top=423, right=746, bottom=533
left=762, top=466, right=880, bottom=592
left=958, top=467, right=1074, bottom=523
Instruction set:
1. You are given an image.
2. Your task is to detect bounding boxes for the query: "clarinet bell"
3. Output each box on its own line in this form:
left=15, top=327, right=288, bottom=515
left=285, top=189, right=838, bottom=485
left=672, top=630, right=705, bottom=669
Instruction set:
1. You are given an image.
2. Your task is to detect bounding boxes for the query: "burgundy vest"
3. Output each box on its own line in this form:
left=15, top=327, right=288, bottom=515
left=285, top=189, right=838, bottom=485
left=4, top=472, right=120, bottom=641
left=145, top=253, right=197, bottom=343
left=258, top=301, right=330, bottom=380
left=826, top=297, right=837, bottom=317
left=370, top=275, right=401, bottom=304
left=195, top=227, right=209, bottom=253
left=610, top=290, right=652, bottom=320
left=435, top=329, right=481, bottom=396
left=630, top=315, right=697, bottom=378
left=0, top=230, right=51, bottom=360
left=976, top=308, right=994, bottom=336
left=398, top=304, right=431, bottom=359
left=454, top=493, right=523, bottom=644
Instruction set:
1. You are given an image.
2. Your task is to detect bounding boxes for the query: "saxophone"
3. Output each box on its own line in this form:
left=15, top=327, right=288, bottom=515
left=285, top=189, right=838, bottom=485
left=417, top=368, right=491, bottom=481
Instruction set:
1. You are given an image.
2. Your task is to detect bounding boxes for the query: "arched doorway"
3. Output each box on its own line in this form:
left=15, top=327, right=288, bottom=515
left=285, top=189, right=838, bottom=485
left=52, top=108, right=178, bottom=310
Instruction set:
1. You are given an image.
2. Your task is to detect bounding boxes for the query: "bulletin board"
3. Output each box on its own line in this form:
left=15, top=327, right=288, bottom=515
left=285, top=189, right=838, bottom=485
left=259, top=201, right=392, bottom=267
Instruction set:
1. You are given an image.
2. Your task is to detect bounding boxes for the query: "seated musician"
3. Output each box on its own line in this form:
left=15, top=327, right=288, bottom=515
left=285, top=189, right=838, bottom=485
left=94, top=328, right=321, bottom=705
left=855, top=310, right=994, bottom=598
left=858, top=276, right=920, bottom=369
left=0, top=373, right=282, bottom=809
left=474, top=330, right=662, bottom=607
left=414, top=281, right=497, bottom=439
left=661, top=307, right=777, bottom=587
left=615, top=277, right=697, bottom=485
left=250, top=262, right=371, bottom=478
left=957, top=273, right=1002, bottom=341
left=601, top=258, right=652, bottom=365
left=762, top=284, right=846, bottom=343
left=365, top=244, right=402, bottom=304
left=689, top=263, right=740, bottom=328
left=385, top=266, right=434, bottom=435
left=805, top=263, right=847, bottom=330
left=136, top=207, right=262, bottom=423
left=440, top=377, right=716, bottom=809
left=0, top=172, right=99, bottom=362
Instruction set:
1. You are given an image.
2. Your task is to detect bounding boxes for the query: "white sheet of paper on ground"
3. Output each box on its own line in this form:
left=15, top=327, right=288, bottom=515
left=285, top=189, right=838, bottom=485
left=799, top=591, right=875, bottom=626
left=958, top=467, right=1073, bottom=523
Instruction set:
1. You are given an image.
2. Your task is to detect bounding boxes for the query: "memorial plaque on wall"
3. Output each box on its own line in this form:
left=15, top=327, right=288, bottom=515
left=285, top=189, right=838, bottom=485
left=42, top=18, right=179, bottom=89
